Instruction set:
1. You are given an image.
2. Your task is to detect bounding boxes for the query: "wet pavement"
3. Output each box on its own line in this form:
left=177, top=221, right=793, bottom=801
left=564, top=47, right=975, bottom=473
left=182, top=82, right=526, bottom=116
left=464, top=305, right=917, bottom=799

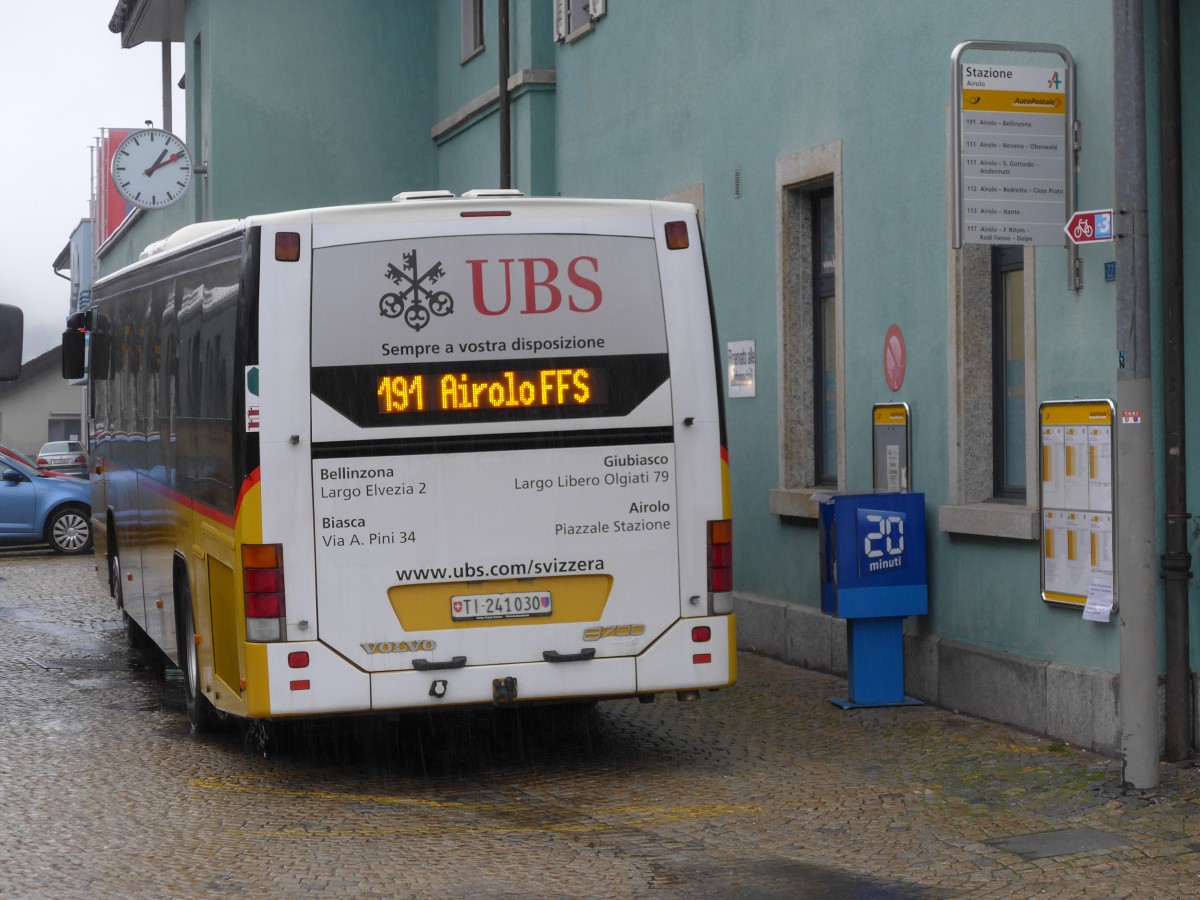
left=2, top=548, right=1199, bottom=898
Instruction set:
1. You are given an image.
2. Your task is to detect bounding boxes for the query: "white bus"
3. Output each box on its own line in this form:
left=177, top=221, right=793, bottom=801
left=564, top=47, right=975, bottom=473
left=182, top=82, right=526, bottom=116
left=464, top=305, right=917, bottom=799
left=65, top=191, right=734, bottom=736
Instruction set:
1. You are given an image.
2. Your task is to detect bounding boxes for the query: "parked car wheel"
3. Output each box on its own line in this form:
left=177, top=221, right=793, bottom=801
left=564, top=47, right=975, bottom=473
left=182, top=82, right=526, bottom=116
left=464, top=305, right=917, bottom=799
left=45, top=506, right=92, bottom=555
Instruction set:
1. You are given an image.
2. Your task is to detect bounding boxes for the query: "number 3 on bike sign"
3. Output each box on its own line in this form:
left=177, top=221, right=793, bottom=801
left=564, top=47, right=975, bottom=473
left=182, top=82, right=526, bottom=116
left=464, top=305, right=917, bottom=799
left=1064, top=209, right=1114, bottom=245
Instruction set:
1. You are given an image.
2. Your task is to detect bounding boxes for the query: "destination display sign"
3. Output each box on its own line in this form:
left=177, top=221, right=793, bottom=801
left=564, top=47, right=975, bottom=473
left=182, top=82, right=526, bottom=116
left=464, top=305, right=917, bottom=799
left=959, top=64, right=1068, bottom=246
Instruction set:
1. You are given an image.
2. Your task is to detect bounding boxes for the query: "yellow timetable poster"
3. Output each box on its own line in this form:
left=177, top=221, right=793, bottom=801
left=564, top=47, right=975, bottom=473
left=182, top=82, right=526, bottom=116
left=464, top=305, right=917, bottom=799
left=1039, top=401, right=1115, bottom=610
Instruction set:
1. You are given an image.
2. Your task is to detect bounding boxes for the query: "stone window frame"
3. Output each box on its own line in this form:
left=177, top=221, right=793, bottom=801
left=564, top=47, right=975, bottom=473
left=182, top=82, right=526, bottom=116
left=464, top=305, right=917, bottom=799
left=768, top=141, right=845, bottom=520
left=938, top=106, right=1040, bottom=541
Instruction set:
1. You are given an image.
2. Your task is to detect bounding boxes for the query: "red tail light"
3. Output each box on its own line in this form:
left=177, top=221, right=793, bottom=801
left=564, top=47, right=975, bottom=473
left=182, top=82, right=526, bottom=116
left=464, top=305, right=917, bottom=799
left=243, top=543, right=286, bottom=642
left=275, top=231, right=301, bottom=262
left=665, top=220, right=690, bottom=250
left=707, top=520, right=733, bottom=613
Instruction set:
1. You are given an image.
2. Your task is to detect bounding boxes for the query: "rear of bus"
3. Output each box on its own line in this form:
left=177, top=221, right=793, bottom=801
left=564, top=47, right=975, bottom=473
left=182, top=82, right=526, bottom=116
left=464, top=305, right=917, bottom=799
left=246, top=194, right=733, bottom=717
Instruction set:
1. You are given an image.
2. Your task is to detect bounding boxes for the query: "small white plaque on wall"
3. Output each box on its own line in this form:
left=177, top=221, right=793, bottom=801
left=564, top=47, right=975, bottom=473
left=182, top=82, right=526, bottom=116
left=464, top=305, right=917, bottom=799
left=727, top=340, right=755, bottom=398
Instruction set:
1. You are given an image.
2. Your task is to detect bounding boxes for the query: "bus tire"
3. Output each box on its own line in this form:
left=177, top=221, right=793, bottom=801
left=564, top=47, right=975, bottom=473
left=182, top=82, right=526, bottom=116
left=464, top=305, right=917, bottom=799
left=108, top=536, right=121, bottom=604
left=179, top=581, right=215, bottom=734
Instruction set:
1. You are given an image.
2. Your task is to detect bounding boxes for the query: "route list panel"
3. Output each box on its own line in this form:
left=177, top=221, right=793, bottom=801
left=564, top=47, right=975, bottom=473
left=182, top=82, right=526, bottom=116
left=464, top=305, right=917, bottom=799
left=960, top=63, right=1068, bottom=246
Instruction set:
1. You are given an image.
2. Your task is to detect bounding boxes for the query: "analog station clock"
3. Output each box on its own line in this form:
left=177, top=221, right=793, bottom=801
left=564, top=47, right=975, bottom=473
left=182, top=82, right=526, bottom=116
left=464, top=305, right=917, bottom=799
left=110, top=128, right=194, bottom=210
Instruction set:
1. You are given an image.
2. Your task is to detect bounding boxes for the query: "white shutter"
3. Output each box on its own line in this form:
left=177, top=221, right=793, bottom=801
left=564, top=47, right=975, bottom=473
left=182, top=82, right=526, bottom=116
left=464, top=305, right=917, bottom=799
left=554, top=0, right=569, bottom=40
left=588, top=0, right=606, bottom=21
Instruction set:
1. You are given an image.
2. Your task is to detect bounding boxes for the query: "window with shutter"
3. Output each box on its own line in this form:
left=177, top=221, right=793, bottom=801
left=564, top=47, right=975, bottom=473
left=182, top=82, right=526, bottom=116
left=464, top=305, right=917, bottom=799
left=554, top=0, right=606, bottom=42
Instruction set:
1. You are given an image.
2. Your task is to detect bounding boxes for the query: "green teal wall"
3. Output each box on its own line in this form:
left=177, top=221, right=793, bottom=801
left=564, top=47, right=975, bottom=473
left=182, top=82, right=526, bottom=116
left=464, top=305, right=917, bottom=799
left=195, top=0, right=437, bottom=216
left=548, top=1, right=1125, bottom=670
left=433, top=0, right=555, bottom=196
left=95, top=0, right=1200, bottom=676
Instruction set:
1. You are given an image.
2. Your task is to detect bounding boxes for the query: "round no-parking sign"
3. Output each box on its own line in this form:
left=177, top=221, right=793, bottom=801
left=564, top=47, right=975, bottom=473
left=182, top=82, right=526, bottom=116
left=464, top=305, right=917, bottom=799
left=884, top=324, right=906, bottom=392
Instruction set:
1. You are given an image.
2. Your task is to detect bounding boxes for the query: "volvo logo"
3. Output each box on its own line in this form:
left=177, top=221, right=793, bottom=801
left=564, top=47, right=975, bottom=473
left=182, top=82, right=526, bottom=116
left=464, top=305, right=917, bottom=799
left=583, top=624, right=645, bottom=642
left=361, top=639, right=436, bottom=654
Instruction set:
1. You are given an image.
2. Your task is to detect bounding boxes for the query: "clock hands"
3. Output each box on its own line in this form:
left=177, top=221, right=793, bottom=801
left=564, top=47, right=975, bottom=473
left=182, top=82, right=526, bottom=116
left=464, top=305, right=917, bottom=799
left=143, top=147, right=169, bottom=175
left=143, top=150, right=185, bottom=177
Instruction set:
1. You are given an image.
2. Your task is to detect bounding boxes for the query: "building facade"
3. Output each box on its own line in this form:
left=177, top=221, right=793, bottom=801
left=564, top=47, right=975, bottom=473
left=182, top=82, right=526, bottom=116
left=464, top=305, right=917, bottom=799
left=0, top=347, right=84, bottom=457
left=98, top=0, right=1199, bottom=759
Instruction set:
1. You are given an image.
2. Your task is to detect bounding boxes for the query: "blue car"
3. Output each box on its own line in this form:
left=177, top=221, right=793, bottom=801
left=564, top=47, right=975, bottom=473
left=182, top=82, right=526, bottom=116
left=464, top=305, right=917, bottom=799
left=0, top=455, right=93, bottom=554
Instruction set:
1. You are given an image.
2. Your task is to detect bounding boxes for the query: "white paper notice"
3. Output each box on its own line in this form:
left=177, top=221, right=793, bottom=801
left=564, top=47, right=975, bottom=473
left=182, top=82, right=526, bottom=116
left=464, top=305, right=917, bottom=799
left=1088, top=426, right=1113, bottom=511
left=1043, top=510, right=1068, bottom=595
left=1041, top=425, right=1065, bottom=510
left=1088, top=513, right=1113, bottom=573
left=727, top=340, right=756, bottom=398
left=1063, top=426, right=1090, bottom=510
left=1083, top=570, right=1114, bottom=622
left=886, top=444, right=900, bottom=491
left=1063, top=511, right=1090, bottom=598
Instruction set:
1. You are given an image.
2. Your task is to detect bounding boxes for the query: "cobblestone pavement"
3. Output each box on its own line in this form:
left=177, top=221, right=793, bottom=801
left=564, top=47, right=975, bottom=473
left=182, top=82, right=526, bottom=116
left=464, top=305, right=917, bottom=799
left=2, top=549, right=1199, bottom=899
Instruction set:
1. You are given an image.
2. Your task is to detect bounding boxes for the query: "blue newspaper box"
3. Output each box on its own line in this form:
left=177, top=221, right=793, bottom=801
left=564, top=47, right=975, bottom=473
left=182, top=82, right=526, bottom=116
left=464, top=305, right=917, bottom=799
left=818, top=492, right=928, bottom=708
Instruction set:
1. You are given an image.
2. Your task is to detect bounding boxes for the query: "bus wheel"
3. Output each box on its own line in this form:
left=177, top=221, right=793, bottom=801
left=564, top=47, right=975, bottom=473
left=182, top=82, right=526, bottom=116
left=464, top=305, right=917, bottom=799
left=109, top=544, right=121, bottom=605
left=180, top=585, right=215, bottom=735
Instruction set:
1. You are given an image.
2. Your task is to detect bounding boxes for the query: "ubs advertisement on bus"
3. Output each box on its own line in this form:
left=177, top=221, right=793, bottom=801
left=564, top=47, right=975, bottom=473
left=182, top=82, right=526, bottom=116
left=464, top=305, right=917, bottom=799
left=309, top=233, right=681, bottom=670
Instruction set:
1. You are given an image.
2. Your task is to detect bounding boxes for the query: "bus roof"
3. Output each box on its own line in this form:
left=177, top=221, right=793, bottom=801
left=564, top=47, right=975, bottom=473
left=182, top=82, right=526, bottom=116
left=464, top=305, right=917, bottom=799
left=97, top=192, right=698, bottom=291
left=137, top=194, right=694, bottom=259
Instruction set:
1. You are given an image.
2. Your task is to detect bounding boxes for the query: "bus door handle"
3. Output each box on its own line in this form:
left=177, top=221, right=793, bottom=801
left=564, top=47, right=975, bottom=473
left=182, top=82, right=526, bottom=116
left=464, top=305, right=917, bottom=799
left=412, top=656, right=467, bottom=671
left=543, top=649, right=596, bottom=663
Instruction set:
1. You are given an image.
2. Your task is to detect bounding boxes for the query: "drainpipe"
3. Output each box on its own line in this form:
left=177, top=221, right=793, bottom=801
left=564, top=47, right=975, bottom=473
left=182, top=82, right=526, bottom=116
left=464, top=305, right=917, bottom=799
left=1113, top=0, right=1158, bottom=790
left=498, top=0, right=511, bottom=189
left=1158, top=0, right=1192, bottom=763
left=161, top=41, right=173, bottom=132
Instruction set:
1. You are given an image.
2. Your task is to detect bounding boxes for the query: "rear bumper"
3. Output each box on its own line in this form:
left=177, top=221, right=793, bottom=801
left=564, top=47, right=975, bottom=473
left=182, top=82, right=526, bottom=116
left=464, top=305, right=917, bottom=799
left=41, top=463, right=88, bottom=476
left=246, top=614, right=736, bottom=717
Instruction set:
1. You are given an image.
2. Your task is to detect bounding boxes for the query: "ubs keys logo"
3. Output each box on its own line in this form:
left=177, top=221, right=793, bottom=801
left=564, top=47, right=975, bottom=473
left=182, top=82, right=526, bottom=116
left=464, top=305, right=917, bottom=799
left=379, top=249, right=455, bottom=332
left=856, top=508, right=907, bottom=576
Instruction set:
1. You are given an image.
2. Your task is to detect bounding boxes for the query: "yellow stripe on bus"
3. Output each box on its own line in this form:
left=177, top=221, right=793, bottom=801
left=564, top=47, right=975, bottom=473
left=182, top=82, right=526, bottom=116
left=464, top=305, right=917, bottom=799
left=243, top=642, right=270, bottom=717
left=388, top=574, right=613, bottom=630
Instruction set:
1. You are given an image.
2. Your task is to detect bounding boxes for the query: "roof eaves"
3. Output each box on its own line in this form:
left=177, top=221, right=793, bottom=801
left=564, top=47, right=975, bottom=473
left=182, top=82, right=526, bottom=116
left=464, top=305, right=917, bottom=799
left=108, top=0, right=133, bottom=33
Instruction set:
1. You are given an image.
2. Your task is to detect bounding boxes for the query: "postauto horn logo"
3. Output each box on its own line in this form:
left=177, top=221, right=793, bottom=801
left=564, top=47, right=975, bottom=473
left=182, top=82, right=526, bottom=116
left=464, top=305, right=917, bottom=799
left=856, top=508, right=907, bottom=576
